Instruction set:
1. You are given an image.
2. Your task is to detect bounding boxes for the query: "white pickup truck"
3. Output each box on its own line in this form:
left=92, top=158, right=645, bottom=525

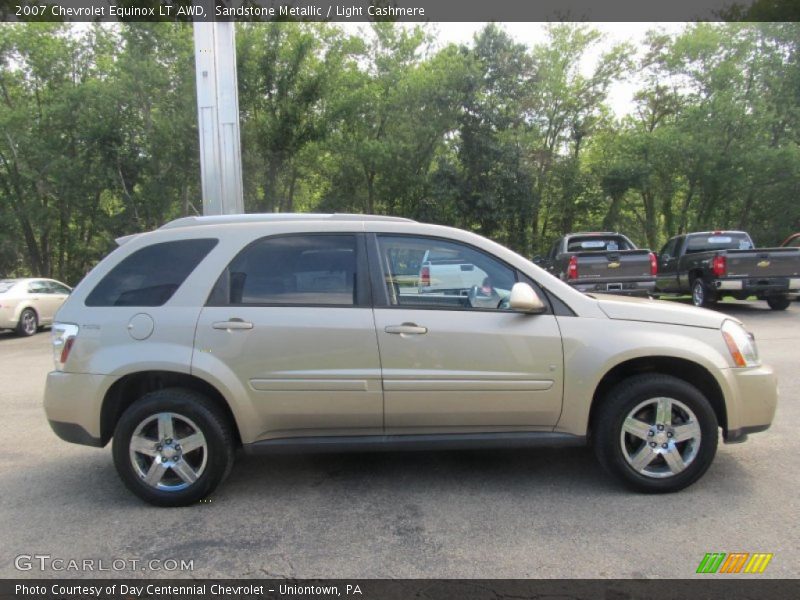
left=419, top=249, right=489, bottom=294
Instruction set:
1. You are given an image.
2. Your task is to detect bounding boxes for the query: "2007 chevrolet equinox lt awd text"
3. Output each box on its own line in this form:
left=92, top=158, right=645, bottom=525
left=44, top=214, right=778, bottom=506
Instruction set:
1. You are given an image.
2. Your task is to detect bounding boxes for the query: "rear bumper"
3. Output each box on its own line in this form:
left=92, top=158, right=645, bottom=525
left=721, top=364, right=778, bottom=443
left=714, top=277, right=800, bottom=296
left=43, top=371, right=109, bottom=447
left=573, top=280, right=655, bottom=296
left=0, top=308, right=18, bottom=328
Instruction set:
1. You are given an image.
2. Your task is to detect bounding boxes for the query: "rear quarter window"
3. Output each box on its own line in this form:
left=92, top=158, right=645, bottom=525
left=85, top=239, right=217, bottom=307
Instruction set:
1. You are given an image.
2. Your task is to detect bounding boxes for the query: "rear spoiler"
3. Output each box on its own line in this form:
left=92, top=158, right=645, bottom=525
left=115, top=233, right=141, bottom=246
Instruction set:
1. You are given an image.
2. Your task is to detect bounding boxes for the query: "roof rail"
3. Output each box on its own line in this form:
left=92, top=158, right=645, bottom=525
left=160, top=213, right=415, bottom=230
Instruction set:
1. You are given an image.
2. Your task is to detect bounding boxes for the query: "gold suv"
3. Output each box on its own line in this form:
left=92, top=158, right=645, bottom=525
left=44, top=214, right=777, bottom=506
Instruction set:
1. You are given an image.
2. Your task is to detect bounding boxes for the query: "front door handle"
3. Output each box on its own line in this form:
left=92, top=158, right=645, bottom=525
left=213, top=319, right=254, bottom=331
left=385, top=323, right=427, bottom=335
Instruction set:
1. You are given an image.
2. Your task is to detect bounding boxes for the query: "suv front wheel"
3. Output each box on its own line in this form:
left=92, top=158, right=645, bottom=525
left=593, top=374, right=718, bottom=493
left=112, top=388, right=235, bottom=507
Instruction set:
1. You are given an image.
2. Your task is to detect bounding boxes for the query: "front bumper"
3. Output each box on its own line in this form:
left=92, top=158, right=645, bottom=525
left=721, top=364, right=778, bottom=443
left=43, top=371, right=110, bottom=447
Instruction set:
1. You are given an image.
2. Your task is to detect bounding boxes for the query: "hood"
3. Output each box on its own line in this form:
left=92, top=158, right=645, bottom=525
left=595, top=294, right=730, bottom=329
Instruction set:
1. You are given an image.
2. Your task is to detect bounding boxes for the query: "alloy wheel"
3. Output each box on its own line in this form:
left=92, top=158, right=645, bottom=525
left=692, top=281, right=704, bottom=307
left=22, top=311, right=36, bottom=335
left=128, top=412, right=208, bottom=491
left=620, top=397, right=702, bottom=479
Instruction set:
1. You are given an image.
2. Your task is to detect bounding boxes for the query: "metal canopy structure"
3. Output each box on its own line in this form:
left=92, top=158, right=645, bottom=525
left=193, top=1, right=244, bottom=215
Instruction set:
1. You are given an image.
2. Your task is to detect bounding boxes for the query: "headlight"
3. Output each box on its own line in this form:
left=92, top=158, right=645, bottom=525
left=721, top=319, right=760, bottom=367
left=51, top=322, right=79, bottom=371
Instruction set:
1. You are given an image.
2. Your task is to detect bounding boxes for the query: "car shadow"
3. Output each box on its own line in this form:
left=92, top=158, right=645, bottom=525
left=662, top=297, right=796, bottom=317
left=0, top=328, right=50, bottom=341
left=0, top=438, right=759, bottom=578
left=3, top=440, right=754, bottom=514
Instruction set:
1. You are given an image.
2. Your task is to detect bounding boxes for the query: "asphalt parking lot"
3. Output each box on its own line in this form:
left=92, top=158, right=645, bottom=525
left=1, top=300, right=797, bottom=579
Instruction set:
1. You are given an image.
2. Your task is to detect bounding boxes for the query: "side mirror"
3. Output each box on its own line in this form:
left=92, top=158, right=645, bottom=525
left=509, top=282, right=546, bottom=314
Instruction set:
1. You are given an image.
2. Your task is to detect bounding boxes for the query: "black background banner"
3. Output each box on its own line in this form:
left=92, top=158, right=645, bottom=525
left=2, top=580, right=800, bottom=600
left=2, top=0, right=799, bottom=23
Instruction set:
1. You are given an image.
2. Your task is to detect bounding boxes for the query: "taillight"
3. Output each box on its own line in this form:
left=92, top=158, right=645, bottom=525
left=712, top=255, right=726, bottom=277
left=649, top=252, right=658, bottom=276
left=567, top=255, right=579, bottom=280
left=420, top=266, right=430, bottom=286
left=52, top=323, right=79, bottom=371
left=61, top=337, right=75, bottom=364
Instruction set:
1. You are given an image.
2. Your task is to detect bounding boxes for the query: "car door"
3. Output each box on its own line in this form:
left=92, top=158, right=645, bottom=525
left=27, top=280, right=54, bottom=323
left=369, top=234, right=564, bottom=433
left=47, top=280, right=72, bottom=319
left=657, top=237, right=681, bottom=292
left=193, top=233, right=383, bottom=441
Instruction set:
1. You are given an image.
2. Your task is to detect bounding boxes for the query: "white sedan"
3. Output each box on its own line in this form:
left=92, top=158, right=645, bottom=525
left=0, top=278, right=72, bottom=336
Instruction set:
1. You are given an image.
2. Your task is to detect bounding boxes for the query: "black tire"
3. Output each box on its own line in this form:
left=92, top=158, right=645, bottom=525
left=592, top=374, right=718, bottom=493
left=691, top=278, right=716, bottom=308
left=766, top=296, right=790, bottom=311
left=112, top=388, right=235, bottom=507
left=15, top=308, right=38, bottom=336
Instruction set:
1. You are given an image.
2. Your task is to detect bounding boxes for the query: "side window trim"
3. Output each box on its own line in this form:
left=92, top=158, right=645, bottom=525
left=206, top=232, right=370, bottom=309
left=368, top=233, right=547, bottom=314
left=366, top=233, right=391, bottom=308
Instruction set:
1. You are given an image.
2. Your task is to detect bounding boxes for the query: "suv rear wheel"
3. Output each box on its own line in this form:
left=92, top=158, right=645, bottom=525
left=593, top=374, right=718, bottom=493
left=112, top=388, right=235, bottom=507
left=691, top=278, right=716, bottom=308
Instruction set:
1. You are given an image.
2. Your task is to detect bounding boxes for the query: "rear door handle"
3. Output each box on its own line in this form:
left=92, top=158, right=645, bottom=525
left=213, top=319, right=254, bottom=331
left=385, top=323, right=427, bottom=335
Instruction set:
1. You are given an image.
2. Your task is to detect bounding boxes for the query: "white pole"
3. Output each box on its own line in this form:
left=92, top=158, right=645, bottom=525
left=193, top=2, right=244, bottom=215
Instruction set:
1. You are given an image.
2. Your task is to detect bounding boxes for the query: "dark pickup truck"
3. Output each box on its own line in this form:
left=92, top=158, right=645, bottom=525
left=537, top=232, right=656, bottom=296
left=656, top=230, right=800, bottom=310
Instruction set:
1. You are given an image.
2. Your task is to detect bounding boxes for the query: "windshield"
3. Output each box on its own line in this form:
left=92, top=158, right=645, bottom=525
left=685, top=233, right=753, bottom=253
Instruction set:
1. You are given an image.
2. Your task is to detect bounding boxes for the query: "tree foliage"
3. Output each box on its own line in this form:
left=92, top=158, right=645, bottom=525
left=0, top=21, right=798, bottom=283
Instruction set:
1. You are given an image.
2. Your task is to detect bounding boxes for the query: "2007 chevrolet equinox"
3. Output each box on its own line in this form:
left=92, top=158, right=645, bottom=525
left=44, top=214, right=777, bottom=506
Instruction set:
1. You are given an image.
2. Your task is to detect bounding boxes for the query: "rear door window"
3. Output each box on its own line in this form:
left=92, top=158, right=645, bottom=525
left=208, top=234, right=360, bottom=307
left=85, top=239, right=217, bottom=307
left=28, top=281, right=50, bottom=294
left=49, top=282, right=72, bottom=294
